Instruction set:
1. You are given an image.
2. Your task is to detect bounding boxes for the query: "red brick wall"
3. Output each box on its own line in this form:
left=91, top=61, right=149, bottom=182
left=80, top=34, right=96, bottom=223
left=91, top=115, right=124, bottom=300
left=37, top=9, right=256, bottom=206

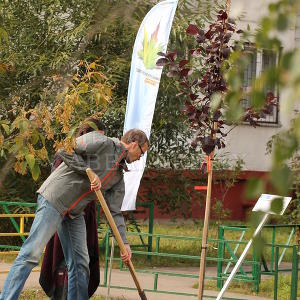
left=133, top=170, right=268, bottom=221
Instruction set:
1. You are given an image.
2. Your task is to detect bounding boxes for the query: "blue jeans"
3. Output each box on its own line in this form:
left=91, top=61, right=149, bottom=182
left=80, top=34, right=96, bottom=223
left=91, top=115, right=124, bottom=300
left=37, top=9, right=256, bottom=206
left=57, top=210, right=90, bottom=299
left=0, top=194, right=90, bottom=300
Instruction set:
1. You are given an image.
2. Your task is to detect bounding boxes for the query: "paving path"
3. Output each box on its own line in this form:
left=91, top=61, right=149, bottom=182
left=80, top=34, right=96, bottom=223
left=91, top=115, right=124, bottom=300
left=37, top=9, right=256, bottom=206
left=0, top=263, right=272, bottom=300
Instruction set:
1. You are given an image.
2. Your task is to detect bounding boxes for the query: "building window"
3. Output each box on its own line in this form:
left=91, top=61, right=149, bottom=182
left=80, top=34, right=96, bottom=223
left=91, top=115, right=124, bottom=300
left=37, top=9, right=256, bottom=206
left=242, top=45, right=279, bottom=124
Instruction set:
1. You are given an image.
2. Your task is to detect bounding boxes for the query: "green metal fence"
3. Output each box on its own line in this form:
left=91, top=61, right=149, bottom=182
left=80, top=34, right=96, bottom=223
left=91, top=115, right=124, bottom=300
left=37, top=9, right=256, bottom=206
left=100, top=228, right=299, bottom=299
left=0, top=200, right=154, bottom=253
left=97, top=202, right=154, bottom=256
left=1, top=201, right=299, bottom=299
left=217, top=224, right=300, bottom=297
left=100, top=230, right=250, bottom=299
left=0, top=201, right=36, bottom=247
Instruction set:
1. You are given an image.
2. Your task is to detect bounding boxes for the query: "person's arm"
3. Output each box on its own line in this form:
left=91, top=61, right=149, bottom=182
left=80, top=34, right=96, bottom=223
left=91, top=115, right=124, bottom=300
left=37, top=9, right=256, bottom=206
left=105, top=182, right=131, bottom=263
left=57, top=149, right=88, bottom=175
left=57, top=134, right=107, bottom=175
left=121, top=244, right=132, bottom=264
left=104, top=179, right=131, bottom=261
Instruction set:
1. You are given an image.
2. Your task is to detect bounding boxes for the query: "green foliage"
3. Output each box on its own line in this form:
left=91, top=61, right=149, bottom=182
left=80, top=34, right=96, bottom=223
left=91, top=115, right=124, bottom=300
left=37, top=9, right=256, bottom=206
left=270, top=197, right=284, bottom=215
left=0, top=0, right=129, bottom=181
left=224, top=0, right=300, bottom=208
left=212, top=157, right=244, bottom=224
left=245, top=177, right=265, bottom=199
left=0, top=1, right=228, bottom=209
left=281, top=156, right=300, bottom=231
left=0, top=171, right=40, bottom=204
left=0, top=0, right=226, bottom=181
left=270, top=164, right=293, bottom=196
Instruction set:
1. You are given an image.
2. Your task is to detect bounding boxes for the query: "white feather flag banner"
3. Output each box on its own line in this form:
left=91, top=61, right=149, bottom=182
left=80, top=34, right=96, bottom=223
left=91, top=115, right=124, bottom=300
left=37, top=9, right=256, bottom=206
left=121, top=0, right=178, bottom=211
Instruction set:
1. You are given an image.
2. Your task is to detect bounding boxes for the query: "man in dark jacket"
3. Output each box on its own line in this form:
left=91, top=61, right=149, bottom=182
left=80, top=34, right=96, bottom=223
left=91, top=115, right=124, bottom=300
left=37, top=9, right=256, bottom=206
left=0, top=128, right=149, bottom=300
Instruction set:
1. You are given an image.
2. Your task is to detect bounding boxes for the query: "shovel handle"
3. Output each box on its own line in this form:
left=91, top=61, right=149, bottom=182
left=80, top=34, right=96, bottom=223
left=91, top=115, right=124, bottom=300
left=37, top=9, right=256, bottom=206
left=86, top=168, right=147, bottom=300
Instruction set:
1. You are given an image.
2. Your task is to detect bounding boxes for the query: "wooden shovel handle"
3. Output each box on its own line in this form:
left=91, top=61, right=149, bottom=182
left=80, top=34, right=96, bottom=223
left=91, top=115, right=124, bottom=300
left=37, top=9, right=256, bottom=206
left=86, top=168, right=147, bottom=300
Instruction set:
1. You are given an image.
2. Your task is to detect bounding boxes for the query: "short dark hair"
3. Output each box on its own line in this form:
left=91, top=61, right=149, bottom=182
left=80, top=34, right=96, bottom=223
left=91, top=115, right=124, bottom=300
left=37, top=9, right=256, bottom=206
left=121, top=129, right=149, bottom=147
left=77, top=118, right=106, bottom=137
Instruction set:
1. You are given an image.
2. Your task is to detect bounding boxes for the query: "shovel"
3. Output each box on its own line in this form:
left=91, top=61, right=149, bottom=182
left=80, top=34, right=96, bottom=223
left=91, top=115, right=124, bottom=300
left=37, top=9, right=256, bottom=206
left=86, top=168, right=147, bottom=300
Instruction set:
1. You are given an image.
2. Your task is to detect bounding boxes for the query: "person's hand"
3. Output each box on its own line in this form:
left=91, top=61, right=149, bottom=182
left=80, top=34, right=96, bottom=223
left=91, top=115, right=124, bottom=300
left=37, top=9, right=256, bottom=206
left=121, top=243, right=132, bottom=265
left=90, top=174, right=101, bottom=191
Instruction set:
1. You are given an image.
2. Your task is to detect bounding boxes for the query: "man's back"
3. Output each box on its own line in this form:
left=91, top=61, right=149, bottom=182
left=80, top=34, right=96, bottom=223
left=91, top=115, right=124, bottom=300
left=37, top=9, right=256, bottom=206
left=37, top=132, right=127, bottom=217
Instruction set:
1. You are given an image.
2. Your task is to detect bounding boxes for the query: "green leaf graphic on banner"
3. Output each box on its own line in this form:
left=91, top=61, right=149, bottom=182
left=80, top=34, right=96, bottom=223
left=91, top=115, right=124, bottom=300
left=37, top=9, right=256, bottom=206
left=138, top=23, right=164, bottom=69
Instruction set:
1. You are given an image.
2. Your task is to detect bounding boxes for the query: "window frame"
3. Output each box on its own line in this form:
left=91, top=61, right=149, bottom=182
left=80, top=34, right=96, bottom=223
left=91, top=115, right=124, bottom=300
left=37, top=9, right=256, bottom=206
left=241, top=44, right=280, bottom=125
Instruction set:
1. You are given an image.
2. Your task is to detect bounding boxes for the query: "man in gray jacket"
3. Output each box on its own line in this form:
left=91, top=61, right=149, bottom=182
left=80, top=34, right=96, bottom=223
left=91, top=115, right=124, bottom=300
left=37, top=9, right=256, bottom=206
left=0, top=128, right=149, bottom=300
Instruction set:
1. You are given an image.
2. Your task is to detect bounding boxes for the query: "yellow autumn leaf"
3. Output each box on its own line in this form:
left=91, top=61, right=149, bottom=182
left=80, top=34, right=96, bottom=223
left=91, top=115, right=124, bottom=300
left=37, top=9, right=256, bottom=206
left=90, top=62, right=96, bottom=69
left=25, top=154, right=35, bottom=171
left=31, top=163, right=40, bottom=181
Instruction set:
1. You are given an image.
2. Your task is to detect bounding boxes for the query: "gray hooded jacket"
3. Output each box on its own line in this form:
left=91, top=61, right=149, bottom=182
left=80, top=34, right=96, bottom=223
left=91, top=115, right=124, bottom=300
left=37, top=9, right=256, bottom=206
left=37, top=131, right=128, bottom=243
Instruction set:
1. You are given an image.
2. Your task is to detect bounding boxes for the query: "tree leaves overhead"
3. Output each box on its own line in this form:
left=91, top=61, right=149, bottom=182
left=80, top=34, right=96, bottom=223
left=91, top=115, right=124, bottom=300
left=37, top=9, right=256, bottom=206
left=156, top=10, right=242, bottom=155
left=0, top=0, right=137, bottom=180
left=157, top=8, right=279, bottom=156
left=0, top=0, right=232, bottom=182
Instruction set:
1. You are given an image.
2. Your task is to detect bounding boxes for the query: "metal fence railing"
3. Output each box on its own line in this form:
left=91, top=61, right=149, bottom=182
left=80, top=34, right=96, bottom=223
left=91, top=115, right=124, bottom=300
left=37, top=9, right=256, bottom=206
left=100, top=229, right=300, bottom=300
left=1, top=201, right=299, bottom=299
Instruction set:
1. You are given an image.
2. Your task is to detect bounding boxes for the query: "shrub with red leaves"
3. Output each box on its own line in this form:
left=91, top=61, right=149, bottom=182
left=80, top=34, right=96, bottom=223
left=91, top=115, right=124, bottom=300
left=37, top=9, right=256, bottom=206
left=156, top=10, right=277, bottom=155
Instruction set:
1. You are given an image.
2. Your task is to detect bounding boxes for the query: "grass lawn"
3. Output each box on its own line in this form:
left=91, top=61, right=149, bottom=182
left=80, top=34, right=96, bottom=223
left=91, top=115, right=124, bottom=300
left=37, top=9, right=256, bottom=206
left=18, top=274, right=300, bottom=300
left=2, top=220, right=298, bottom=268
left=19, top=289, right=123, bottom=299
left=2, top=219, right=298, bottom=265
left=98, top=220, right=299, bottom=269
left=193, top=274, right=300, bottom=300
left=2, top=220, right=299, bottom=299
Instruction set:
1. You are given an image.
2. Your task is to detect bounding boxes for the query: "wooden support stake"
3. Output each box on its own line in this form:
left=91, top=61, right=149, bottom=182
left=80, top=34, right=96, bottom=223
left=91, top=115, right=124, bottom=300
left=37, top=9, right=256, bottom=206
left=197, top=153, right=214, bottom=299
left=86, top=168, right=147, bottom=300
left=198, top=122, right=218, bottom=300
left=198, top=2, right=231, bottom=298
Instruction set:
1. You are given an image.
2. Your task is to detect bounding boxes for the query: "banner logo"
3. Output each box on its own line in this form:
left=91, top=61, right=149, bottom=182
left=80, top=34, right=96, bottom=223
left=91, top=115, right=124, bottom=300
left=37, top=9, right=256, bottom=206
left=138, top=23, right=164, bottom=70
